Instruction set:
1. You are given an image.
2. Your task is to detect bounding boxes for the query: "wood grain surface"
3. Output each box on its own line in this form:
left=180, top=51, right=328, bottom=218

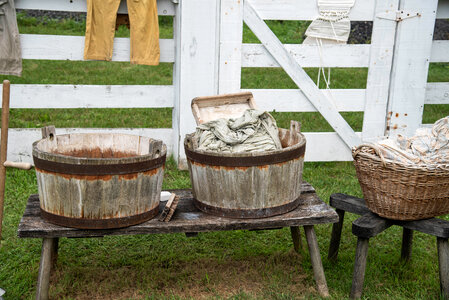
left=18, top=182, right=338, bottom=239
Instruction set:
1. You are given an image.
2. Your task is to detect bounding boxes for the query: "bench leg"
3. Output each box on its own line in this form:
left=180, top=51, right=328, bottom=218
left=350, top=237, right=369, bottom=299
left=328, top=209, right=345, bottom=261
left=185, top=232, right=198, bottom=238
left=437, top=237, right=449, bottom=299
left=51, top=238, right=59, bottom=268
left=401, top=228, right=413, bottom=261
left=290, top=226, right=302, bottom=253
left=36, top=238, right=58, bottom=300
left=304, top=225, right=329, bottom=297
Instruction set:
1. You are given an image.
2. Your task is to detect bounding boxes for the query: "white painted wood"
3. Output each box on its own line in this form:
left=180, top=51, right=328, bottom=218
left=172, top=3, right=183, bottom=168
left=243, top=0, right=361, bottom=149
left=4, top=128, right=356, bottom=164
left=303, top=132, right=362, bottom=161
left=218, top=0, right=243, bottom=93
left=425, top=83, right=449, bottom=104
left=2, top=84, right=367, bottom=111
left=172, top=0, right=220, bottom=169
left=12, top=0, right=445, bottom=164
left=5, top=128, right=173, bottom=164
left=242, top=44, right=370, bottom=68
left=361, top=0, right=398, bottom=142
left=437, top=0, right=449, bottom=19
left=430, top=41, right=449, bottom=62
left=387, top=0, right=438, bottom=138
left=21, top=34, right=174, bottom=62
left=247, top=0, right=375, bottom=21
left=244, top=89, right=365, bottom=112
left=0, top=84, right=173, bottom=108
left=2, top=85, right=367, bottom=111
left=15, top=0, right=176, bottom=16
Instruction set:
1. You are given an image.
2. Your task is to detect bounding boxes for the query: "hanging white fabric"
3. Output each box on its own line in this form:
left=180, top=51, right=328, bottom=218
left=304, top=0, right=355, bottom=43
left=303, top=0, right=355, bottom=107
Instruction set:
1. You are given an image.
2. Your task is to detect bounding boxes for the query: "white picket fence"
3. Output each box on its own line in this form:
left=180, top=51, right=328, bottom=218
left=2, top=0, right=449, bottom=168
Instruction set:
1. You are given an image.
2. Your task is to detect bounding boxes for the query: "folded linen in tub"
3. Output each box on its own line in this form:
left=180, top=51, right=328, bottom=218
left=194, top=109, right=282, bottom=153
left=374, top=116, right=449, bottom=164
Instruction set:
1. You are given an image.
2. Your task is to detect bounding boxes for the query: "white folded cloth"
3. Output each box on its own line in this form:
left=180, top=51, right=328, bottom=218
left=376, top=116, right=449, bottom=164
left=194, top=109, right=282, bottom=153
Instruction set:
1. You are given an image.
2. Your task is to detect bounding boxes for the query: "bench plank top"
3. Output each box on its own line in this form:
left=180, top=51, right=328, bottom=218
left=18, top=182, right=338, bottom=239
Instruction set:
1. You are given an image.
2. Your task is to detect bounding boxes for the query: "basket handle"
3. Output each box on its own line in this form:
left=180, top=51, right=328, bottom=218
left=352, top=143, right=388, bottom=167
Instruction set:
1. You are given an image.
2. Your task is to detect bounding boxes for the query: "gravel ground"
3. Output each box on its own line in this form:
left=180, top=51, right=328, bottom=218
left=349, top=20, right=449, bottom=43
left=433, top=19, right=449, bottom=40
left=17, top=9, right=87, bottom=23
left=17, top=9, right=449, bottom=42
left=348, top=21, right=373, bottom=44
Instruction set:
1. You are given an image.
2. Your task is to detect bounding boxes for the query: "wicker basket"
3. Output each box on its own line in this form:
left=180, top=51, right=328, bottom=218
left=352, top=144, right=449, bottom=220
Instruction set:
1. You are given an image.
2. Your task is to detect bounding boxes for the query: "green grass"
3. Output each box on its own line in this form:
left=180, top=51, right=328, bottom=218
left=2, top=60, right=173, bottom=85
left=0, top=14, right=448, bottom=300
left=242, top=67, right=368, bottom=131
left=1, top=161, right=447, bottom=299
left=17, top=12, right=174, bottom=39
left=8, top=108, right=172, bottom=129
left=243, top=21, right=310, bottom=44
left=2, top=62, right=447, bottom=132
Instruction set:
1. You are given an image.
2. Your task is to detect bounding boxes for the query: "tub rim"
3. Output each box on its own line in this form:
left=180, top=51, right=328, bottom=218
left=33, top=133, right=167, bottom=175
left=184, top=130, right=306, bottom=167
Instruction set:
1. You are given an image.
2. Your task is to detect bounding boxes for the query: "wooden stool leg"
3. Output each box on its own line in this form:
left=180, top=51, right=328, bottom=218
left=185, top=232, right=198, bottom=238
left=304, top=225, right=329, bottom=297
left=51, top=238, right=59, bottom=268
left=350, top=237, right=369, bottom=299
left=401, top=228, right=413, bottom=261
left=328, top=209, right=345, bottom=261
left=290, top=226, right=302, bottom=253
left=437, top=237, right=449, bottom=299
left=36, top=238, right=57, bottom=300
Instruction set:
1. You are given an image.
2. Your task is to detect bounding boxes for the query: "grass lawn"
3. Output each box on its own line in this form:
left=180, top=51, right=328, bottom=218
left=0, top=13, right=448, bottom=300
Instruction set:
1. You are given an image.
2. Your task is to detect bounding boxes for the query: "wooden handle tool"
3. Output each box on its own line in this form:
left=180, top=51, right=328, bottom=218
left=3, top=161, right=33, bottom=170
left=0, top=80, right=11, bottom=241
left=159, top=193, right=179, bottom=222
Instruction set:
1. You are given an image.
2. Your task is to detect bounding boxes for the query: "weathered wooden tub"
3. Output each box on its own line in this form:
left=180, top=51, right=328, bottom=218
left=184, top=122, right=306, bottom=218
left=32, top=133, right=166, bottom=229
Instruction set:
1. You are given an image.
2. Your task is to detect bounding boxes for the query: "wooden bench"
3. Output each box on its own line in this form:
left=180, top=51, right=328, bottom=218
left=18, top=182, right=338, bottom=300
left=328, top=193, right=449, bottom=299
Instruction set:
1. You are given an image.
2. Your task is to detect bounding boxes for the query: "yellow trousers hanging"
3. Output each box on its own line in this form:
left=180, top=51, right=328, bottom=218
left=84, top=0, right=160, bottom=65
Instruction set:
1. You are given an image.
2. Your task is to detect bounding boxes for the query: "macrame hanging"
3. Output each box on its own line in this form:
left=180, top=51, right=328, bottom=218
left=304, top=0, right=355, bottom=44
left=303, top=0, right=356, bottom=89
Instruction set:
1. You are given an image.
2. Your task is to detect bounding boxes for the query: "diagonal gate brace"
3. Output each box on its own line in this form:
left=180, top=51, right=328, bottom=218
left=243, top=0, right=361, bottom=149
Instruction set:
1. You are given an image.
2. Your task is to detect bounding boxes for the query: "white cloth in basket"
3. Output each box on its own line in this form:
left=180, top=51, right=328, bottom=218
left=376, top=116, right=449, bottom=164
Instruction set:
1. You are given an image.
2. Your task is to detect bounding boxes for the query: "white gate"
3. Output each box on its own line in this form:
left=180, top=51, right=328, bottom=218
left=1, top=0, right=449, bottom=168
left=217, top=0, right=449, bottom=162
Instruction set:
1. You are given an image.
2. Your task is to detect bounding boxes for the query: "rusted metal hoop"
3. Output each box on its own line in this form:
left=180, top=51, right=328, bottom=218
left=185, top=143, right=305, bottom=167
left=40, top=206, right=159, bottom=229
left=33, top=154, right=166, bottom=176
left=193, top=197, right=301, bottom=219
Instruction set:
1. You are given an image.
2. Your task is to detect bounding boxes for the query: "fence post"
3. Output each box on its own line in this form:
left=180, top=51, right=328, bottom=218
left=361, top=0, right=399, bottom=142
left=386, top=0, right=438, bottom=138
left=218, top=0, right=243, bottom=94
left=172, top=0, right=221, bottom=168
